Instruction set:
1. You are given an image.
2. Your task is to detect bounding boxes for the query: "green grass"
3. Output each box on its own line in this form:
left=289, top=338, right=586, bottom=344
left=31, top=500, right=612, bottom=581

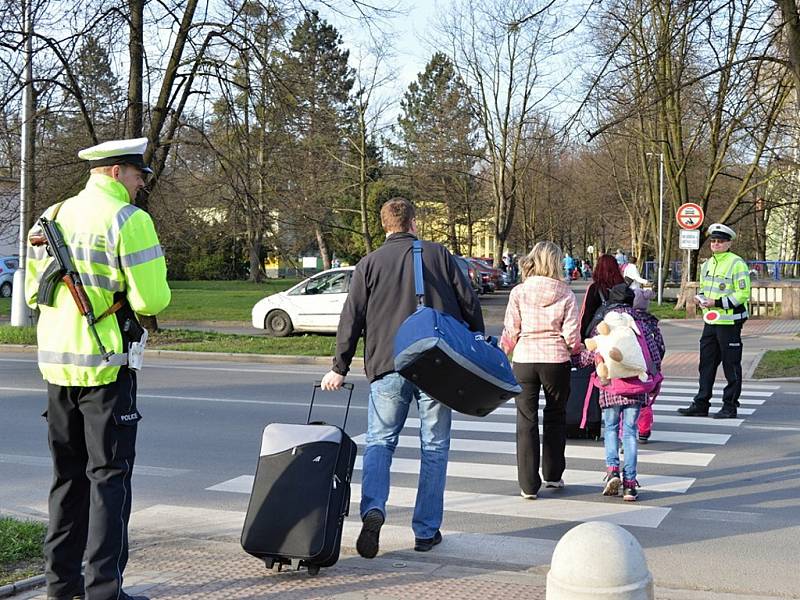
left=0, top=325, right=363, bottom=358
left=753, top=348, right=800, bottom=379
left=0, top=325, right=36, bottom=345
left=0, top=517, right=46, bottom=586
left=647, top=301, right=688, bottom=320
left=160, top=279, right=301, bottom=322
left=150, top=329, right=364, bottom=357
left=1, top=279, right=302, bottom=322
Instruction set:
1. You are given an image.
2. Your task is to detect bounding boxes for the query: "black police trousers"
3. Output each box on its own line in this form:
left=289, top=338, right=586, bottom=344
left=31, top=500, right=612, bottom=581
left=693, top=322, right=743, bottom=412
left=44, top=367, right=140, bottom=600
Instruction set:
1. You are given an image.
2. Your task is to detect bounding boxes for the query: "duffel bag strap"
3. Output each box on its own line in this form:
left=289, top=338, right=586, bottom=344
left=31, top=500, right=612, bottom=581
left=412, top=239, right=425, bottom=306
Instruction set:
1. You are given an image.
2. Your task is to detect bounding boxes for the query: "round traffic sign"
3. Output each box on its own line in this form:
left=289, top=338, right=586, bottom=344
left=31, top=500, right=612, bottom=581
left=676, top=202, right=704, bottom=230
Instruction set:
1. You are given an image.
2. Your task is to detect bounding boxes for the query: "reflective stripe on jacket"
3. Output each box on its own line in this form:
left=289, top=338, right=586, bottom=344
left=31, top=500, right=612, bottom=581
left=699, top=251, right=750, bottom=325
left=25, top=173, right=171, bottom=386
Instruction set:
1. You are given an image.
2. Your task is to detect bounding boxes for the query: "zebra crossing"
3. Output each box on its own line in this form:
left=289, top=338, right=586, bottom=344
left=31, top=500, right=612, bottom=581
left=205, top=379, right=778, bottom=533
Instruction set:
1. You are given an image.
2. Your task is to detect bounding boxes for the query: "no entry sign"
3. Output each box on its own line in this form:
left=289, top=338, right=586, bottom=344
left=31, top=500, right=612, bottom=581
left=676, top=203, right=704, bottom=230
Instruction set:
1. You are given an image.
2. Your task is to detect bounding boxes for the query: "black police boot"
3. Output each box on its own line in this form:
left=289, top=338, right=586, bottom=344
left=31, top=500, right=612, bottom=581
left=677, top=403, right=709, bottom=417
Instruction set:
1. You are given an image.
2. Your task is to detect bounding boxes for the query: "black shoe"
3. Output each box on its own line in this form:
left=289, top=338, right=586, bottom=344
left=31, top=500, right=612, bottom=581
left=602, top=469, right=621, bottom=496
left=119, top=594, right=150, bottom=600
left=356, top=509, right=384, bottom=559
left=623, top=482, right=638, bottom=502
left=414, top=530, right=442, bottom=552
left=638, top=432, right=651, bottom=443
left=47, top=576, right=85, bottom=600
left=677, top=403, right=709, bottom=417
left=713, top=408, right=737, bottom=419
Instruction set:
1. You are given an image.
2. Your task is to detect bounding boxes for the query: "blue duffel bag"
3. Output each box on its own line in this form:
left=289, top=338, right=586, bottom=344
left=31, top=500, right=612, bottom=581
left=393, top=241, right=521, bottom=417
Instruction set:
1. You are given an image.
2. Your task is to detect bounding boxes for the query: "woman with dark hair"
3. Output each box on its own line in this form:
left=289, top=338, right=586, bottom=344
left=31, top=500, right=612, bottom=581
left=578, top=254, right=626, bottom=340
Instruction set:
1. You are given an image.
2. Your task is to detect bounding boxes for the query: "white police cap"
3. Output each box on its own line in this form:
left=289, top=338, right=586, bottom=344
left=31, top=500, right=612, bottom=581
left=707, top=223, right=736, bottom=241
left=78, top=137, right=152, bottom=173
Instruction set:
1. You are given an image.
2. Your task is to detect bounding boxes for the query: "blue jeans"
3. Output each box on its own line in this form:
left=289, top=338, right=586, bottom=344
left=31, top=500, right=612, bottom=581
left=603, top=405, right=640, bottom=482
left=360, top=372, right=452, bottom=539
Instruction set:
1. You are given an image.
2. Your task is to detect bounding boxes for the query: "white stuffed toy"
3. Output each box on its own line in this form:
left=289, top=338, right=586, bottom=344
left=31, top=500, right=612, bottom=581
left=584, top=312, right=648, bottom=385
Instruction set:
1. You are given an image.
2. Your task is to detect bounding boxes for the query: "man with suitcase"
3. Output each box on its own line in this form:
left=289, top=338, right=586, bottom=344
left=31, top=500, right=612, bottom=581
left=321, top=196, right=484, bottom=558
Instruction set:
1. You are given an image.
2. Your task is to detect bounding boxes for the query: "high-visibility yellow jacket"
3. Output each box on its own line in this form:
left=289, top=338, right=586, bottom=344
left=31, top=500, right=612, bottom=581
left=25, top=174, right=171, bottom=386
left=699, top=250, right=750, bottom=325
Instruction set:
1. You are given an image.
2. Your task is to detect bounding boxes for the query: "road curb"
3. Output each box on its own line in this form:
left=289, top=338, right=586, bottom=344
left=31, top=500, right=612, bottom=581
left=0, top=573, right=45, bottom=599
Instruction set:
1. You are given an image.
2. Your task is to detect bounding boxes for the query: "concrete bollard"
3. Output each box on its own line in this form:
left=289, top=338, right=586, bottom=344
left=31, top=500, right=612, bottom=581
left=546, top=521, right=653, bottom=599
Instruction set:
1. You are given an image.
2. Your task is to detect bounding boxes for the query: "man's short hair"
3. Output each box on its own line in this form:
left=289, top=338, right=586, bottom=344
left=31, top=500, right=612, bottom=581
left=380, top=197, right=415, bottom=233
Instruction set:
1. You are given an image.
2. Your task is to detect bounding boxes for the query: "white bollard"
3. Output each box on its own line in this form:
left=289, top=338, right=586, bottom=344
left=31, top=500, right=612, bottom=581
left=546, top=521, right=653, bottom=600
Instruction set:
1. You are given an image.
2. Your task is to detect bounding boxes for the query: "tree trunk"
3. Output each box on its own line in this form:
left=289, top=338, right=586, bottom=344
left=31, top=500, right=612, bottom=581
left=315, top=223, right=331, bottom=270
left=126, top=0, right=144, bottom=139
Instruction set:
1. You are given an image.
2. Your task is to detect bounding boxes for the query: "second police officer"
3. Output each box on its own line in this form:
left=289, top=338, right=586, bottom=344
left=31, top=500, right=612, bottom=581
left=678, top=223, right=750, bottom=419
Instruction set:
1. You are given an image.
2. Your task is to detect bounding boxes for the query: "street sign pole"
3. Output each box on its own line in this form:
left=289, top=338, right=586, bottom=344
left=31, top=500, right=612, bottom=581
left=657, top=155, right=664, bottom=305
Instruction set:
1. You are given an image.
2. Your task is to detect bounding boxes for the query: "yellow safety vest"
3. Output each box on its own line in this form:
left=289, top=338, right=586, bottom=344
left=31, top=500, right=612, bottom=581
left=25, top=173, right=171, bottom=386
left=699, top=251, right=750, bottom=325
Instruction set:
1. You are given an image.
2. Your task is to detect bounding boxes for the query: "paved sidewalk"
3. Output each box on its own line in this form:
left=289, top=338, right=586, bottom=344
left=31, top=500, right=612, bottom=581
left=7, top=536, right=787, bottom=600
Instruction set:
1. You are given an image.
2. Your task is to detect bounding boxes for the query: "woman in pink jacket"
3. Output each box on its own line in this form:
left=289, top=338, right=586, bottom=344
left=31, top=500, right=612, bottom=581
left=501, top=241, right=581, bottom=499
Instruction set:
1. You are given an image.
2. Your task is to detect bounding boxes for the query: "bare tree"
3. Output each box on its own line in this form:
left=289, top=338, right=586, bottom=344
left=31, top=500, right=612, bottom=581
left=437, top=0, right=566, bottom=266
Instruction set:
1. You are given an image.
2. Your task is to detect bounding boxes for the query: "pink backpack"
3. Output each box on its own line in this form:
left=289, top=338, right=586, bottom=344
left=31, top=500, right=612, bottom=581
left=580, top=317, right=663, bottom=428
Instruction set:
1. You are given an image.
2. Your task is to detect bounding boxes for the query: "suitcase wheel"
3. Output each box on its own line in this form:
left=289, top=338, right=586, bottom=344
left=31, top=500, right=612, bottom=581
left=262, top=559, right=275, bottom=569
left=307, top=564, right=320, bottom=576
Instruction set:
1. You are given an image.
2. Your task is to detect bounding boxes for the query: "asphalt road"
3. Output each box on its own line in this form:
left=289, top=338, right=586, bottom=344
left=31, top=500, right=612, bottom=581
left=2, top=350, right=800, bottom=596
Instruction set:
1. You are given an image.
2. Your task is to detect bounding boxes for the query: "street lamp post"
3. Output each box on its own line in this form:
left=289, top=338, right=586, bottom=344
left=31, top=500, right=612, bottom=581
left=646, top=152, right=665, bottom=305
left=10, top=0, right=34, bottom=327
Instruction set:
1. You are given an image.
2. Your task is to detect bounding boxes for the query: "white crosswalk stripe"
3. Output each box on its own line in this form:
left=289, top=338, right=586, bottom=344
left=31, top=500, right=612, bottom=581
left=205, top=379, right=777, bottom=555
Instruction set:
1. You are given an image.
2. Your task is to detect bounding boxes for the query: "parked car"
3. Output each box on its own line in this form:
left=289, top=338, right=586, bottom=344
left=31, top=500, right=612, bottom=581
left=0, top=256, right=19, bottom=298
left=252, top=267, right=355, bottom=336
left=467, top=258, right=499, bottom=294
left=452, top=255, right=483, bottom=295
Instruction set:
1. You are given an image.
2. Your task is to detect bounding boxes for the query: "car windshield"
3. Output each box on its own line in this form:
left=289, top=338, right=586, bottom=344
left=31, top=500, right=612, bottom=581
left=292, top=270, right=350, bottom=295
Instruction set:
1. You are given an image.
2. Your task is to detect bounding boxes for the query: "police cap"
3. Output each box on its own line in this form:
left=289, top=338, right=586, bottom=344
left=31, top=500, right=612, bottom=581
left=707, top=223, right=736, bottom=241
left=78, top=137, right=153, bottom=174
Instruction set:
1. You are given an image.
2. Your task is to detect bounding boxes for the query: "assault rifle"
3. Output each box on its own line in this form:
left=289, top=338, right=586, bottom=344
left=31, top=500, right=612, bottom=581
left=29, top=217, right=113, bottom=361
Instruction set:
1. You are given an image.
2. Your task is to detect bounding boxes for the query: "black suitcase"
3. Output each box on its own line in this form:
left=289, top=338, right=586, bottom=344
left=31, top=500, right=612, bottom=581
left=241, top=383, right=357, bottom=575
left=566, top=366, right=602, bottom=440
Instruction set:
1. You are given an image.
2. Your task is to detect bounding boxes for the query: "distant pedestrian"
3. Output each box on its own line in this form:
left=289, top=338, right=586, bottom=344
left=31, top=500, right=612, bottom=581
left=562, top=252, right=576, bottom=280
left=678, top=223, right=750, bottom=419
left=500, top=241, right=580, bottom=499
left=622, top=256, right=649, bottom=290
left=321, top=196, right=484, bottom=558
left=615, top=248, right=627, bottom=266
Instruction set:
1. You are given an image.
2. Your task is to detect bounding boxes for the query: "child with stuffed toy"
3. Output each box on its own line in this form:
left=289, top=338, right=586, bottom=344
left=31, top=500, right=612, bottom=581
left=573, top=285, right=665, bottom=501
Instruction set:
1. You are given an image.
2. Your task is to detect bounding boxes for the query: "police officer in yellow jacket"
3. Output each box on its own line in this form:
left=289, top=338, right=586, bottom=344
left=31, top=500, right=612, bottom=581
left=25, top=138, right=170, bottom=600
left=678, top=223, right=750, bottom=419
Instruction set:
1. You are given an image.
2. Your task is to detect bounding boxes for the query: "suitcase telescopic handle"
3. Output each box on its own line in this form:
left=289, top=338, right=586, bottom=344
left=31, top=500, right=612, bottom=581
left=310, top=382, right=354, bottom=429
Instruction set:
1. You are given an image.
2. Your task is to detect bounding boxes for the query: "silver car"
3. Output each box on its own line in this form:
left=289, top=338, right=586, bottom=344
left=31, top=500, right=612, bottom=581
left=0, top=256, right=19, bottom=298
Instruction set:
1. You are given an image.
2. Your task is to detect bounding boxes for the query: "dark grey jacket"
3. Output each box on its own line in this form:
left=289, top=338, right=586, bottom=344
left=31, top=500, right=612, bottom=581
left=332, top=232, right=484, bottom=382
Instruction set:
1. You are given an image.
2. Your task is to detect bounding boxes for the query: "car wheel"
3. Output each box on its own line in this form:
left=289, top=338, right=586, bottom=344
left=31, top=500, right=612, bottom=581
left=265, top=309, right=293, bottom=337
left=0, top=282, right=11, bottom=298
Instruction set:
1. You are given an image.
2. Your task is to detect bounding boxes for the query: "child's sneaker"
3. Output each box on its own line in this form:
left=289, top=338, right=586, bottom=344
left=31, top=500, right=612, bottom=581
left=602, top=469, right=621, bottom=496
left=623, top=480, right=639, bottom=502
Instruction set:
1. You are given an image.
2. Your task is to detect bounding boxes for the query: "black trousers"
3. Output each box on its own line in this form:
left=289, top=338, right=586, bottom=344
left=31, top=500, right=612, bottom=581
left=693, top=322, right=743, bottom=411
left=513, top=361, right=570, bottom=495
left=44, top=367, right=140, bottom=600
